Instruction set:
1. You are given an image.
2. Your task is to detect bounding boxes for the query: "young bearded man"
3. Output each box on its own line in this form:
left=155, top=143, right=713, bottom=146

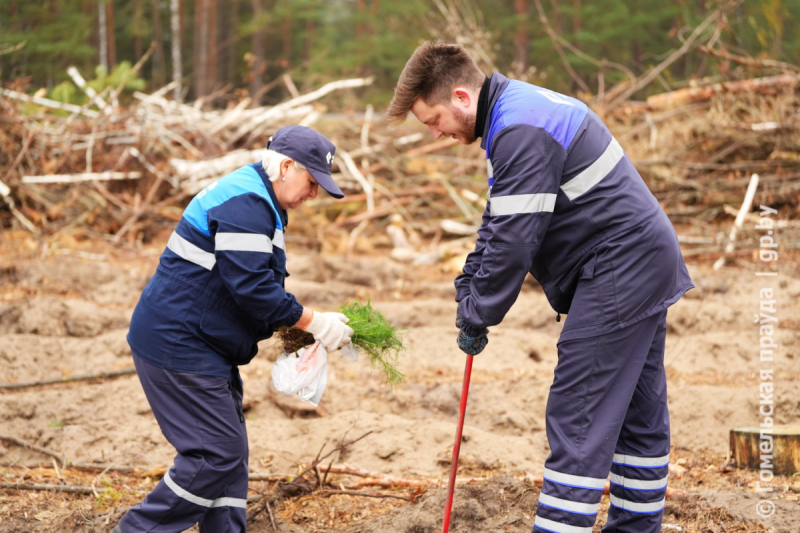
left=387, top=41, right=693, bottom=533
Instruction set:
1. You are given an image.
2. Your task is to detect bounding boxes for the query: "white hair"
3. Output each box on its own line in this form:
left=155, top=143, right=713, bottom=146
left=261, top=149, right=307, bottom=182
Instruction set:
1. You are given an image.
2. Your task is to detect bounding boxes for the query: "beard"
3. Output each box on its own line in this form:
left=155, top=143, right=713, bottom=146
left=450, top=105, right=478, bottom=144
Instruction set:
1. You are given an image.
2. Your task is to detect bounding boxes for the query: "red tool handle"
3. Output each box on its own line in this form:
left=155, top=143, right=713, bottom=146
left=441, top=353, right=474, bottom=533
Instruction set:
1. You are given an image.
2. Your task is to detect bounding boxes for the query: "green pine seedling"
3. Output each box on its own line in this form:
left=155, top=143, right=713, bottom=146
left=340, top=301, right=406, bottom=386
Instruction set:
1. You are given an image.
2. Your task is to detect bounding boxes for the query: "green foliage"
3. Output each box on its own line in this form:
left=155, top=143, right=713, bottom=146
left=89, top=61, right=147, bottom=93
left=4, top=0, right=800, bottom=105
left=47, top=62, right=146, bottom=105
left=50, top=81, right=78, bottom=104
left=340, top=301, right=406, bottom=386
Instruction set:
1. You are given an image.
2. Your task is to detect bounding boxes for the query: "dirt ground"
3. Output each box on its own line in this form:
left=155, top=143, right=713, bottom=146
left=1, top=229, right=799, bottom=532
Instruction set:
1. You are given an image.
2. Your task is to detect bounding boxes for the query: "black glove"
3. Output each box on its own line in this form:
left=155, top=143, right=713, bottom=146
left=457, top=322, right=488, bottom=356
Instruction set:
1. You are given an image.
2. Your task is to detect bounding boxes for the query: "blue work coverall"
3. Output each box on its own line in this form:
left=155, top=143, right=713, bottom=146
left=120, top=162, right=303, bottom=532
left=456, top=73, right=694, bottom=533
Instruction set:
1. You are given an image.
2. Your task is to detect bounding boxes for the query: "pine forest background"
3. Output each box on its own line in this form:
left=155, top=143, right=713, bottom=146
left=2, top=0, right=798, bottom=107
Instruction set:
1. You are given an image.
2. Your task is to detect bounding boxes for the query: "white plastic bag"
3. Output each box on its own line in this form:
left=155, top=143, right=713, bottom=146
left=340, top=342, right=359, bottom=362
left=271, top=341, right=328, bottom=406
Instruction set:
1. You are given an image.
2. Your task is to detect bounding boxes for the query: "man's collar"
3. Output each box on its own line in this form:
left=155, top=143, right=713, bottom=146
left=474, top=75, right=491, bottom=141
left=479, top=72, right=511, bottom=150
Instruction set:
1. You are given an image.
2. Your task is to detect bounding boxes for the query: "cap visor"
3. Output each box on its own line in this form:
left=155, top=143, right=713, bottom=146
left=310, top=168, right=344, bottom=199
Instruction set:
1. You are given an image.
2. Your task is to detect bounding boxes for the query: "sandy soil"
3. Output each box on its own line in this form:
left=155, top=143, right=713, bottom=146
left=1, top=231, right=799, bottom=532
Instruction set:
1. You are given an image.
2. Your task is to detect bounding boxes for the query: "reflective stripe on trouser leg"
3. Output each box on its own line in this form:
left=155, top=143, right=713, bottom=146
left=199, top=366, right=249, bottom=533
left=533, top=311, right=668, bottom=533
left=604, top=312, right=670, bottom=533
left=119, top=354, right=248, bottom=533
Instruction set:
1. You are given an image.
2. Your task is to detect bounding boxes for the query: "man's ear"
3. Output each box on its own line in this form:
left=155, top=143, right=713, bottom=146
left=453, top=88, right=472, bottom=108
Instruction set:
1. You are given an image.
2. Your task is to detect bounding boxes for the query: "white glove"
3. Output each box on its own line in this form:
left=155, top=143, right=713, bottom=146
left=304, top=312, right=354, bottom=351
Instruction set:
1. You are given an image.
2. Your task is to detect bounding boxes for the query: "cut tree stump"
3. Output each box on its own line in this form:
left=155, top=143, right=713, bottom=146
left=730, top=426, right=800, bottom=475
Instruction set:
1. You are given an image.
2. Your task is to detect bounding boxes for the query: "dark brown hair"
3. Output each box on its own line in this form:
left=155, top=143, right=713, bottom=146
left=386, top=41, right=485, bottom=125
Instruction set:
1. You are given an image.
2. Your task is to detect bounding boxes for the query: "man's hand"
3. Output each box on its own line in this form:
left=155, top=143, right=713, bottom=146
left=456, top=307, right=488, bottom=355
left=304, top=311, right=354, bottom=351
left=457, top=329, right=488, bottom=355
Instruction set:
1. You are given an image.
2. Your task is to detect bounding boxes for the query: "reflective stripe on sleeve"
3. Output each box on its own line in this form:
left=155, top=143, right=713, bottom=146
left=609, top=494, right=666, bottom=514
left=272, top=229, right=285, bottom=250
left=164, top=471, right=247, bottom=508
left=561, top=138, right=624, bottom=201
left=215, top=232, right=273, bottom=253
left=537, top=493, right=599, bottom=516
left=609, top=473, right=668, bottom=491
left=489, top=193, right=556, bottom=217
left=612, top=453, right=670, bottom=468
left=543, top=468, right=606, bottom=491
left=167, top=231, right=216, bottom=270
left=533, top=516, right=593, bottom=533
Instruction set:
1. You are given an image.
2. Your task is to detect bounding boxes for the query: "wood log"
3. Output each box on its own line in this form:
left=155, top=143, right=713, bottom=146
left=22, top=172, right=142, bottom=184
left=730, top=426, right=800, bottom=476
left=0, top=88, right=100, bottom=118
left=647, top=74, right=800, bottom=110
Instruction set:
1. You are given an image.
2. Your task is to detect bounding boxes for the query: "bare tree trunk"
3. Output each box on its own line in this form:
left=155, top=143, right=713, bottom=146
left=208, top=0, right=218, bottom=94
left=282, top=0, right=291, bottom=70
left=549, top=0, right=561, bottom=33
left=194, top=0, right=209, bottom=97
left=250, top=0, right=264, bottom=103
left=134, top=0, right=144, bottom=60
left=106, top=0, right=116, bottom=69
left=221, top=0, right=238, bottom=86
left=304, top=15, right=314, bottom=62
left=152, top=0, right=166, bottom=87
left=357, top=0, right=366, bottom=38
left=514, top=0, right=528, bottom=76
left=171, top=0, right=183, bottom=101
left=572, top=0, right=580, bottom=38
left=98, top=2, right=108, bottom=71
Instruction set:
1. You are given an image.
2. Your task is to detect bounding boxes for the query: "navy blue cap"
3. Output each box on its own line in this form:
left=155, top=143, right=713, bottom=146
left=267, top=126, right=344, bottom=199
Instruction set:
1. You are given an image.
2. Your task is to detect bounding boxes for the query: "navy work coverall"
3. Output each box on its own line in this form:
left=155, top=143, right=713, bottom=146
left=120, top=163, right=303, bottom=532
left=456, top=73, right=694, bottom=533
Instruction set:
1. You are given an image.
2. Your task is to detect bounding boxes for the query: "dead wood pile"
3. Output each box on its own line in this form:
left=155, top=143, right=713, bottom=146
left=610, top=71, right=800, bottom=260
left=1, top=64, right=798, bottom=264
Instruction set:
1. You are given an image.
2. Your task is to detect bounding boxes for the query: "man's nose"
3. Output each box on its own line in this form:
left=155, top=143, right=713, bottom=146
left=309, top=184, right=318, bottom=198
left=427, top=124, right=443, bottom=139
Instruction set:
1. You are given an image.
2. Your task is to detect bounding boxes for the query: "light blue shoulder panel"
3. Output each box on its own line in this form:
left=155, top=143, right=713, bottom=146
left=182, top=164, right=282, bottom=236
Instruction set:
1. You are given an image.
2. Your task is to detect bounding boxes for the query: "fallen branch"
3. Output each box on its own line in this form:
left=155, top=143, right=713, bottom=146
left=713, top=173, right=759, bottom=270
left=22, top=172, right=142, bottom=184
left=0, top=434, right=66, bottom=466
left=0, top=367, right=137, bottom=390
left=227, top=77, right=374, bottom=148
left=338, top=149, right=374, bottom=212
left=0, top=88, right=100, bottom=118
left=321, top=489, right=412, bottom=501
left=0, top=482, right=115, bottom=495
left=647, top=74, right=800, bottom=110
left=67, top=66, right=109, bottom=112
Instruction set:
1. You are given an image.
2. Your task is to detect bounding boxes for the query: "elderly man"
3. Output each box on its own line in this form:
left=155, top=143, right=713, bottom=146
left=115, top=126, right=353, bottom=533
left=387, top=42, right=693, bottom=533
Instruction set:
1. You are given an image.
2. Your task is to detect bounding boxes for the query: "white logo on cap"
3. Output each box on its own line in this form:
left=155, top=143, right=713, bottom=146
left=326, top=152, right=333, bottom=165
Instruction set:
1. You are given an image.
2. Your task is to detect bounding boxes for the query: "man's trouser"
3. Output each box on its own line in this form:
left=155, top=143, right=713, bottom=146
left=533, top=310, right=670, bottom=533
left=119, top=354, right=248, bottom=533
